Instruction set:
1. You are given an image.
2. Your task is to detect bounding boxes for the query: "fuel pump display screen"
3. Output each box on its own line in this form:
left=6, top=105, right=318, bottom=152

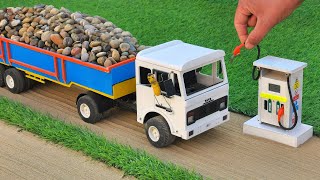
left=269, top=83, right=280, bottom=93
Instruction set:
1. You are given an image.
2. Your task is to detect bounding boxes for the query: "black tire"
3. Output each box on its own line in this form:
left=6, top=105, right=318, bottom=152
left=77, top=94, right=103, bottom=124
left=24, top=77, right=35, bottom=91
left=145, top=116, right=176, bottom=148
left=0, top=64, right=5, bottom=87
left=4, top=68, right=26, bottom=94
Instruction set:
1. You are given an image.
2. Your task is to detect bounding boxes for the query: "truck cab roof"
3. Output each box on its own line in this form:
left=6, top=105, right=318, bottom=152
left=136, top=40, right=225, bottom=72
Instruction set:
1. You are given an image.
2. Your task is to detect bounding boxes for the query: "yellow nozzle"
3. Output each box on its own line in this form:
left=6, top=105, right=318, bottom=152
left=147, top=74, right=161, bottom=96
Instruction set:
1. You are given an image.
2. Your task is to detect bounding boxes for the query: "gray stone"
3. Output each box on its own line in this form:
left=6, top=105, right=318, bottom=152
left=137, top=45, right=146, bottom=51
left=111, top=49, right=120, bottom=61
left=113, top=28, right=122, bottom=33
left=64, top=24, right=73, bottom=32
left=84, top=24, right=95, bottom=30
left=102, top=44, right=111, bottom=52
left=11, top=35, right=20, bottom=41
left=80, top=19, right=89, bottom=26
left=0, top=19, right=8, bottom=28
left=22, top=17, right=33, bottom=23
left=82, top=41, right=89, bottom=49
left=120, top=56, right=128, bottom=61
left=62, top=47, right=71, bottom=55
left=96, top=52, right=106, bottom=58
left=128, top=42, right=136, bottom=51
left=121, top=31, right=131, bottom=37
left=119, top=43, right=130, bottom=52
left=10, top=19, right=21, bottom=27
left=74, top=53, right=81, bottom=59
left=38, top=40, right=45, bottom=48
left=50, top=8, right=59, bottom=15
left=65, top=19, right=75, bottom=25
left=30, top=38, right=38, bottom=46
left=121, top=52, right=129, bottom=56
left=60, top=30, right=69, bottom=38
left=91, top=46, right=102, bottom=53
left=128, top=54, right=135, bottom=59
left=41, top=31, right=52, bottom=42
left=81, top=52, right=89, bottom=62
left=89, top=41, right=101, bottom=48
left=88, top=52, right=96, bottom=62
left=91, top=18, right=101, bottom=24
left=97, top=56, right=106, bottom=65
left=71, top=12, right=83, bottom=20
left=104, top=22, right=113, bottom=27
left=109, top=39, right=120, bottom=49
left=71, top=33, right=80, bottom=42
left=108, top=57, right=117, bottom=64
left=100, top=33, right=110, bottom=42
left=104, top=59, right=112, bottom=67
left=81, top=48, right=87, bottom=55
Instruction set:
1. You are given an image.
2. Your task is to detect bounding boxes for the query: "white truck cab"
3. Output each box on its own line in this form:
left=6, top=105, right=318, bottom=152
left=136, top=40, right=229, bottom=147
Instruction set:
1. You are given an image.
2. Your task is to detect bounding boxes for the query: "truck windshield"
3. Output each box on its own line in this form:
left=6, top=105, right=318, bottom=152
left=183, top=61, right=224, bottom=96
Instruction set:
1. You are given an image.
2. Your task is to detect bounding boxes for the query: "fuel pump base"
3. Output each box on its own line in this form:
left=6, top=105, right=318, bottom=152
left=244, top=116, right=313, bottom=147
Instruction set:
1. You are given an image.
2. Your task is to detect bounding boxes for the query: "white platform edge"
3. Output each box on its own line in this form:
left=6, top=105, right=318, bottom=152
left=243, top=116, right=313, bottom=147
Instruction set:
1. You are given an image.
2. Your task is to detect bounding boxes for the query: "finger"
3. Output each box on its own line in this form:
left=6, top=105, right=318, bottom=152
left=245, top=20, right=272, bottom=49
left=234, top=7, right=251, bottom=43
left=247, top=15, right=257, bottom=27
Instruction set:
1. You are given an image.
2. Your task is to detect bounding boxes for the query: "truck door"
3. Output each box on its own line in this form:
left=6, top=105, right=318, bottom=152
left=153, top=70, right=181, bottom=113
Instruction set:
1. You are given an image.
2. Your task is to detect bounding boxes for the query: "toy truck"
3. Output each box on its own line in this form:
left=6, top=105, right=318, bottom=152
left=0, top=37, right=229, bottom=147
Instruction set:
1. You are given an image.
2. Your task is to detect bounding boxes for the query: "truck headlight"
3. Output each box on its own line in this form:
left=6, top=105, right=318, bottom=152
left=187, top=111, right=195, bottom=125
left=219, top=101, right=226, bottom=110
left=219, top=96, right=228, bottom=110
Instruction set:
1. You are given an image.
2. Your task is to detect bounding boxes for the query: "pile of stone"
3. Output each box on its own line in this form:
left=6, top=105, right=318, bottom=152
left=0, top=5, right=147, bottom=67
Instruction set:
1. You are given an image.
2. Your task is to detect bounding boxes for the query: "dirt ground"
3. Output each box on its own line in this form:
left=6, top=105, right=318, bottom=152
left=0, top=121, right=134, bottom=180
left=1, top=82, right=320, bottom=179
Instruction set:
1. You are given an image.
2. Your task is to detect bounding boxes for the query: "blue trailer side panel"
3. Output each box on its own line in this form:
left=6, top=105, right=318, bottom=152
left=64, top=60, right=114, bottom=95
left=111, top=61, right=136, bottom=84
left=0, top=38, right=136, bottom=99
left=9, top=43, right=58, bottom=80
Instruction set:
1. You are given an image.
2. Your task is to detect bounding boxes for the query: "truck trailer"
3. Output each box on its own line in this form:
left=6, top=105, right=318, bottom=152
left=0, top=37, right=229, bottom=147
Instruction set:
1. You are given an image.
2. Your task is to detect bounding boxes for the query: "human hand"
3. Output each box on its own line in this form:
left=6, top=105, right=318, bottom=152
left=234, top=0, right=303, bottom=49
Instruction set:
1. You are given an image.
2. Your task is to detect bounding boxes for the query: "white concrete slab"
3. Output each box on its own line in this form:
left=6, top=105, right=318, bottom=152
left=243, top=116, right=313, bottom=147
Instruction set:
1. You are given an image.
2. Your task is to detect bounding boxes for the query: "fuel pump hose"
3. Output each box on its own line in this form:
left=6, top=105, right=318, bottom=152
left=252, top=45, right=261, bottom=80
left=278, top=75, right=298, bottom=130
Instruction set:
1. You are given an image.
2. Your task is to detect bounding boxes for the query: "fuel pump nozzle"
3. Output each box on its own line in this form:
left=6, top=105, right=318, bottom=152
left=278, top=105, right=285, bottom=123
left=230, top=43, right=245, bottom=63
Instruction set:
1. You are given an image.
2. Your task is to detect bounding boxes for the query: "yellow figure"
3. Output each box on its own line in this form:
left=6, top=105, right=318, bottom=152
left=147, top=73, right=161, bottom=96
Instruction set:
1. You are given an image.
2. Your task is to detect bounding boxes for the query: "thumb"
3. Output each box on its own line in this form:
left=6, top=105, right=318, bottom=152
left=245, top=20, right=272, bottom=49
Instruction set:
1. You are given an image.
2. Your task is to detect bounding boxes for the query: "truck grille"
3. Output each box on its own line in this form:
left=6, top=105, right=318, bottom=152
left=187, top=96, right=228, bottom=125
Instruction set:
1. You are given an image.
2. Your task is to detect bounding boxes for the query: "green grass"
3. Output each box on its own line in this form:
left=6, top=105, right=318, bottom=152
left=0, top=97, right=202, bottom=180
left=0, top=1, right=319, bottom=134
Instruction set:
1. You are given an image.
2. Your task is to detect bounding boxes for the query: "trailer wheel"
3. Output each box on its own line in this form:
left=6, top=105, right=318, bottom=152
left=24, top=77, right=35, bottom=91
left=0, top=64, right=5, bottom=87
left=77, top=95, right=102, bottom=124
left=145, top=116, right=176, bottom=148
left=4, top=68, right=26, bottom=94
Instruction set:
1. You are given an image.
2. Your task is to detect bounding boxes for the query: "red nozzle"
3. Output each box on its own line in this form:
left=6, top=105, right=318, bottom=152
left=278, top=106, right=285, bottom=122
left=233, top=43, right=245, bottom=57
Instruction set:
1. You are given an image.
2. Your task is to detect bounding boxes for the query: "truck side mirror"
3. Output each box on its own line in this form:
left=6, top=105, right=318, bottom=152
left=162, top=79, right=176, bottom=97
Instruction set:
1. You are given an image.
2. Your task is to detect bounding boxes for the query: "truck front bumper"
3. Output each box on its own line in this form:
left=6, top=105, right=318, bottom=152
left=181, top=110, right=230, bottom=140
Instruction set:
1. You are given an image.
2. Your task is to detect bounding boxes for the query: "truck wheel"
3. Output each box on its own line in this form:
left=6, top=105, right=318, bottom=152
left=0, top=64, right=5, bottom=87
left=24, top=77, right=35, bottom=91
left=4, top=68, right=26, bottom=94
left=145, top=116, right=176, bottom=148
left=77, top=95, right=102, bottom=124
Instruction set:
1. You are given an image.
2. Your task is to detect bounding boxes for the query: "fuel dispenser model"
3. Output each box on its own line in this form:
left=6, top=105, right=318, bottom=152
left=243, top=56, right=313, bottom=147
